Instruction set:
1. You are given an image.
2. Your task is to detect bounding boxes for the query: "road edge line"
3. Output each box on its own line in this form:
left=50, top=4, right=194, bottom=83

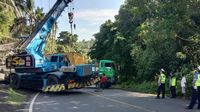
left=29, top=92, right=40, bottom=112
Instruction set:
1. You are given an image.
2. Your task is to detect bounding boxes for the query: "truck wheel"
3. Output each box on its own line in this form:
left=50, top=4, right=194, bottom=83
left=10, top=73, right=21, bottom=89
left=47, top=75, right=59, bottom=85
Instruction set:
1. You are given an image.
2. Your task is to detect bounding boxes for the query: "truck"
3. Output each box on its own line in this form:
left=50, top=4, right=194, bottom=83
left=98, top=60, right=116, bottom=88
left=5, top=0, right=99, bottom=92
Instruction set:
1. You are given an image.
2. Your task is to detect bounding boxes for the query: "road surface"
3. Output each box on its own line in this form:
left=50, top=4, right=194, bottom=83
left=31, top=88, right=198, bottom=112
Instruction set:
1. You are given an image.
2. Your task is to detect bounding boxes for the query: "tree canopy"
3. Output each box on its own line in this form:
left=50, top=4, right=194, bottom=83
left=89, top=0, right=200, bottom=82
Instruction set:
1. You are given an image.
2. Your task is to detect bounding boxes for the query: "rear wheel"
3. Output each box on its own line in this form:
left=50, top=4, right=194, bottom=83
left=10, top=73, right=21, bottom=89
left=47, top=75, right=59, bottom=86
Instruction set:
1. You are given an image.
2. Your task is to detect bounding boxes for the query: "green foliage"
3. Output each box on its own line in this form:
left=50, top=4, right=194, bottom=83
left=10, top=17, right=31, bottom=38
left=43, top=30, right=94, bottom=57
left=90, top=0, right=200, bottom=84
left=56, top=31, right=78, bottom=53
left=57, top=31, right=78, bottom=48
left=0, top=5, right=15, bottom=40
left=0, top=0, right=37, bottom=44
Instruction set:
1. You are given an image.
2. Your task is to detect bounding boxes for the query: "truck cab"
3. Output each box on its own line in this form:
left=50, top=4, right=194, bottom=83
left=98, top=60, right=116, bottom=87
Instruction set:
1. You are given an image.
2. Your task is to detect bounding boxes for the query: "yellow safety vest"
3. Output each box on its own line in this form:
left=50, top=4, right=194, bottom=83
left=171, top=77, right=176, bottom=86
left=195, top=74, right=200, bottom=87
left=161, top=73, right=166, bottom=84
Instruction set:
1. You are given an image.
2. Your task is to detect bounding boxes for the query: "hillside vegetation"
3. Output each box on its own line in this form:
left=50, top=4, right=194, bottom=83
left=89, top=0, right=200, bottom=95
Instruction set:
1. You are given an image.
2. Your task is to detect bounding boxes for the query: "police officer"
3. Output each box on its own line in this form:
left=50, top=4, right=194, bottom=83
left=170, top=72, right=176, bottom=98
left=186, top=66, right=200, bottom=109
left=157, top=69, right=166, bottom=99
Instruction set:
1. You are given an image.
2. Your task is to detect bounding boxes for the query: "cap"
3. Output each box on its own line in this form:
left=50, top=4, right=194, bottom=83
left=161, top=68, right=165, bottom=72
left=198, top=66, right=200, bottom=70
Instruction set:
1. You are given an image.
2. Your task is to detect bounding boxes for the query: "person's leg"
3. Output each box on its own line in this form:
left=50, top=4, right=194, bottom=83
left=197, top=87, right=200, bottom=109
left=188, top=88, right=198, bottom=109
left=162, top=84, right=165, bottom=98
left=102, top=82, right=105, bottom=89
left=170, top=86, right=173, bottom=97
left=100, top=82, right=103, bottom=89
left=182, top=87, right=186, bottom=99
left=171, top=86, right=176, bottom=98
left=174, top=86, right=176, bottom=98
left=157, top=85, right=161, bottom=98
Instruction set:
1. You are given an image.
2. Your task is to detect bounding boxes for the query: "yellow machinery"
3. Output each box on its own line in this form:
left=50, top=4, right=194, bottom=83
left=66, top=52, right=86, bottom=65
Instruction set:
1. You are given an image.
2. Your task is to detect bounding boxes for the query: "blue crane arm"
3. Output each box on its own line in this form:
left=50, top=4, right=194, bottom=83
left=9, top=0, right=73, bottom=73
left=18, top=0, right=72, bottom=55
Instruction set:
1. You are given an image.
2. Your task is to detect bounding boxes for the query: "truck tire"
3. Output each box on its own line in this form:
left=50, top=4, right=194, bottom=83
left=47, top=75, right=59, bottom=86
left=9, top=73, right=21, bottom=89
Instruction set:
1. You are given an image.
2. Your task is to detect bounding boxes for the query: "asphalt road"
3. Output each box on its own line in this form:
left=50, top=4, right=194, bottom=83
left=31, top=88, right=199, bottom=112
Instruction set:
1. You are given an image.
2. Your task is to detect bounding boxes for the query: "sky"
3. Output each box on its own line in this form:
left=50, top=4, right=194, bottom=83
left=34, top=0, right=125, bottom=41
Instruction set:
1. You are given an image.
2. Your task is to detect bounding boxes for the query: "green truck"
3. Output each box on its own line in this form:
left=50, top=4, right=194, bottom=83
left=98, top=60, right=116, bottom=88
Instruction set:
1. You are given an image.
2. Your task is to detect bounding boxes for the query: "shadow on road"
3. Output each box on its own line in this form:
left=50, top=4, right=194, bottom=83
left=40, top=90, right=86, bottom=97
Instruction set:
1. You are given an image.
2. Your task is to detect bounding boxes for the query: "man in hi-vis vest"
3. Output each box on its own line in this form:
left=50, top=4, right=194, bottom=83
left=186, top=66, right=200, bottom=110
left=156, top=68, right=166, bottom=99
left=170, top=72, right=176, bottom=98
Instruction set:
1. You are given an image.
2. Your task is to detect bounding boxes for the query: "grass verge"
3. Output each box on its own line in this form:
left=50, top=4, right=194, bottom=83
left=6, top=88, right=26, bottom=105
left=114, top=80, right=192, bottom=98
left=114, top=81, right=158, bottom=94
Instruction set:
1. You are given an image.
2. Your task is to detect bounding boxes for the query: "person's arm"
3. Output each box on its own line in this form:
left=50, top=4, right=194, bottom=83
left=193, top=74, right=198, bottom=89
left=158, top=75, right=161, bottom=85
left=193, top=74, right=197, bottom=84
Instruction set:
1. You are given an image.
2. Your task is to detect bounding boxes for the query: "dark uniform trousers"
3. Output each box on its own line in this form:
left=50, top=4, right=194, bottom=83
left=188, top=87, right=200, bottom=109
left=170, top=86, right=176, bottom=98
left=157, top=83, right=165, bottom=98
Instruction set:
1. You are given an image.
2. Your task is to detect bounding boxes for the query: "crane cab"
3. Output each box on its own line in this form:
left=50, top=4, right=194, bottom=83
left=49, top=54, right=69, bottom=68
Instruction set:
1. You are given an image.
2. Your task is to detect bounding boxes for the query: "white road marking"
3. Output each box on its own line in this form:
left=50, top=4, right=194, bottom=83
left=29, top=92, right=40, bottom=112
left=86, top=91, right=157, bottom=112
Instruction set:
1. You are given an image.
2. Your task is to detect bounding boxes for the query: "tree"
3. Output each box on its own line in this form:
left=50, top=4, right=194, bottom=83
left=0, top=0, right=15, bottom=43
left=34, top=7, right=45, bottom=24
left=56, top=31, right=78, bottom=52
left=90, top=0, right=200, bottom=82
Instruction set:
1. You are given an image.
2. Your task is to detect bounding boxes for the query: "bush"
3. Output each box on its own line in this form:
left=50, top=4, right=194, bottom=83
left=116, top=72, right=193, bottom=97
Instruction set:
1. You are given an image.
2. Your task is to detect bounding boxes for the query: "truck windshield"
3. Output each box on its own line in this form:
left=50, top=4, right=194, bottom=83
left=105, top=63, right=114, bottom=68
left=50, top=56, right=58, bottom=62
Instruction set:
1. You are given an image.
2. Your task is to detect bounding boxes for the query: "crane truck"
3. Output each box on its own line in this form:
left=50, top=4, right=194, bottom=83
left=5, top=0, right=99, bottom=92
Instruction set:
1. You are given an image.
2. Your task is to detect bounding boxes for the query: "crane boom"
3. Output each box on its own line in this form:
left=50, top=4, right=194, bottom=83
left=6, top=0, right=73, bottom=73
left=18, top=0, right=72, bottom=54
left=5, top=0, right=100, bottom=92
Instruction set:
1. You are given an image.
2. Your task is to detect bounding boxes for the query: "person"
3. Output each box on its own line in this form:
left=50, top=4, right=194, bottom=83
left=100, top=74, right=107, bottom=89
left=181, top=74, right=186, bottom=99
left=156, top=68, right=166, bottom=99
left=170, top=72, right=176, bottom=98
left=94, top=76, right=102, bottom=92
left=186, top=67, right=200, bottom=110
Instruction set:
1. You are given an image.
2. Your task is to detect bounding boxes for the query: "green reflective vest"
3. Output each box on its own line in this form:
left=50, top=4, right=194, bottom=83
left=161, top=73, right=166, bottom=84
left=195, top=74, right=200, bottom=87
left=171, top=77, right=176, bottom=86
